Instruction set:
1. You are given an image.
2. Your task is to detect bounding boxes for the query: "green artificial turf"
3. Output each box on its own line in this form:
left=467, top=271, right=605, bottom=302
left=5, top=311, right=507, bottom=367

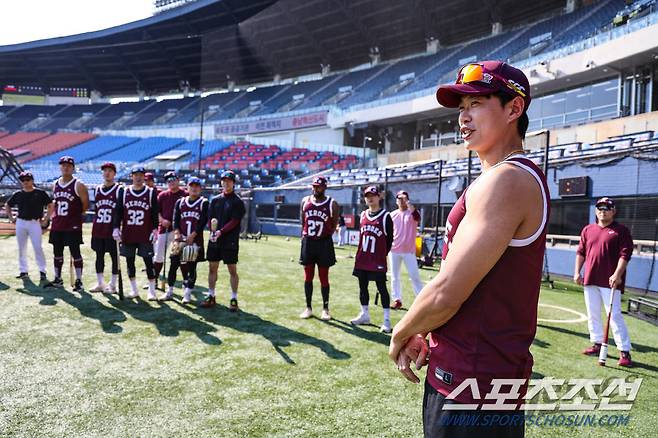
left=0, top=227, right=656, bottom=437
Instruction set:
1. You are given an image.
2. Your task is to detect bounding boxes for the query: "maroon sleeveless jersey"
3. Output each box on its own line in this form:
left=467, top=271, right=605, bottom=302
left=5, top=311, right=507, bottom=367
left=302, top=196, right=334, bottom=239
left=122, top=187, right=154, bottom=244
left=428, top=156, right=551, bottom=405
left=178, top=196, right=206, bottom=246
left=355, top=209, right=390, bottom=272
left=52, top=178, right=83, bottom=232
left=92, top=184, right=120, bottom=239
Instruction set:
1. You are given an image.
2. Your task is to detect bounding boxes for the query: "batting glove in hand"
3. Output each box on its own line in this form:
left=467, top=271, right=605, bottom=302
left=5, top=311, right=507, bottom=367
left=112, top=228, right=121, bottom=242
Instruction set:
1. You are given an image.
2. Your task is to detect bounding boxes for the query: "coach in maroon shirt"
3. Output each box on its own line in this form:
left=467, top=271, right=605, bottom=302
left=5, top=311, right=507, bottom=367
left=574, top=197, right=633, bottom=367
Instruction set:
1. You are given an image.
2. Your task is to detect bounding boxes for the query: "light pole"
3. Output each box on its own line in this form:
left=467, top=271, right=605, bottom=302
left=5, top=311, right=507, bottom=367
left=362, top=136, right=372, bottom=166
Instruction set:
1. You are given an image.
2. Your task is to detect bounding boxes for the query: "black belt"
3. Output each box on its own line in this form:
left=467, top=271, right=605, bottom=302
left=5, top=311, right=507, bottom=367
left=17, top=217, right=40, bottom=221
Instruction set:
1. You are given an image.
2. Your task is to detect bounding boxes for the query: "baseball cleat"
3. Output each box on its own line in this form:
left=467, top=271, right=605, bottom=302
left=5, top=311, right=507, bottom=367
left=89, top=283, right=106, bottom=293
left=199, top=295, right=216, bottom=308
left=44, top=277, right=64, bottom=288
left=73, top=279, right=84, bottom=292
left=158, top=291, right=174, bottom=301
left=15, top=272, right=28, bottom=279
left=350, top=312, right=371, bottom=325
left=147, top=290, right=158, bottom=301
left=618, top=351, right=632, bottom=367
left=182, top=289, right=192, bottom=304
left=103, top=284, right=117, bottom=295
left=229, top=298, right=239, bottom=312
left=299, top=308, right=313, bottom=319
left=127, top=290, right=139, bottom=299
left=391, top=299, right=403, bottom=310
left=320, top=308, right=331, bottom=321
left=582, top=343, right=601, bottom=356
left=380, top=321, right=392, bottom=334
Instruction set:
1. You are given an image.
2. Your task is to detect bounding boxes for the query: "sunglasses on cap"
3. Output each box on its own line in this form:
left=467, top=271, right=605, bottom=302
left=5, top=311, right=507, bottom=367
left=596, top=206, right=612, bottom=211
left=457, top=63, right=527, bottom=98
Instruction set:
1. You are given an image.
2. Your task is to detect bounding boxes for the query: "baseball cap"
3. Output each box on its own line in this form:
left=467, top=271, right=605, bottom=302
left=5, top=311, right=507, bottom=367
left=59, top=156, right=75, bottom=166
left=364, top=185, right=380, bottom=196
left=18, top=171, right=33, bottom=181
left=436, top=61, right=531, bottom=112
left=220, top=170, right=237, bottom=182
left=144, top=172, right=154, bottom=181
left=596, top=197, right=615, bottom=209
left=131, top=166, right=146, bottom=175
left=100, top=162, right=116, bottom=172
left=164, top=171, right=178, bottom=182
left=396, top=190, right=409, bottom=199
left=311, top=176, right=327, bottom=187
left=188, top=176, right=202, bottom=186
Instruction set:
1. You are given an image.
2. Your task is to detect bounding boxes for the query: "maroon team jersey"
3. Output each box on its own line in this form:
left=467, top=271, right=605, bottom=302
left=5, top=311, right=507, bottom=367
left=52, top=177, right=83, bottom=232
left=158, top=188, right=187, bottom=233
left=355, top=209, right=390, bottom=272
left=122, top=187, right=155, bottom=244
left=302, top=196, right=334, bottom=239
left=92, top=183, right=120, bottom=239
left=577, top=222, right=633, bottom=293
left=429, top=156, right=551, bottom=405
left=177, top=196, right=207, bottom=246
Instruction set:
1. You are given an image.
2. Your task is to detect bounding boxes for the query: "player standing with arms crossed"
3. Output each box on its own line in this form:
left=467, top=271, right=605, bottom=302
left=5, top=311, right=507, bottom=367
left=5, top=171, right=52, bottom=283
left=350, top=186, right=394, bottom=333
left=163, top=177, right=208, bottom=303
left=203, top=170, right=245, bottom=310
left=46, top=156, right=89, bottom=291
left=90, top=162, right=121, bottom=294
left=112, top=167, right=159, bottom=300
left=389, top=61, right=549, bottom=437
left=298, top=176, right=339, bottom=321
left=153, top=171, right=186, bottom=289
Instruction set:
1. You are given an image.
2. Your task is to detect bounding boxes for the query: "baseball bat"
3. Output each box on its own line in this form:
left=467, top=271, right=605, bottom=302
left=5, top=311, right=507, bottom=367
left=116, top=240, right=124, bottom=300
left=598, top=287, right=616, bottom=366
left=159, top=230, right=169, bottom=290
left=211, top=218, right=218, bottom=233
left=69, top=256, right=75, bottom=288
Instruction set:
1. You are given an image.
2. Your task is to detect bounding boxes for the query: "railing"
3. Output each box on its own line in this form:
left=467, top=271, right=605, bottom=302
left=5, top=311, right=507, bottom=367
left=527, top=104, right=620, bottom=131
left=515, top=10, right=658, bottom=69
left=546, top=234, right=657, bottom=255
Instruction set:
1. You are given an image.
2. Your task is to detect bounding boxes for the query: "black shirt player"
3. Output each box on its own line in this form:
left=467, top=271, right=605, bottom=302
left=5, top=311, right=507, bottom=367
left=203, top=170, right=246, bottom=310
left=4, top=171, right=52, bottom=282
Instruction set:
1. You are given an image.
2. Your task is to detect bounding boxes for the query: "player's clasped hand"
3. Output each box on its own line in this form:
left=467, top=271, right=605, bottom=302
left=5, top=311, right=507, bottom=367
left=150, top=230, right=159, bottom=244
left=209, top=230, right=221, bottom=243
left=112, top=228, right=121, bottom=242
left=390, top=333, right=429, bottom=384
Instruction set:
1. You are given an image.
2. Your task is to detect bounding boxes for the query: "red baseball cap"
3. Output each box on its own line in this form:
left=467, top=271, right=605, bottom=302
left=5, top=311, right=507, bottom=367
left=436, top=61, right=531, bottom=112
left=144, top=172, right=154, bottom=181
left=364, top=185, right=380, bottom=196
left=311, top=176, right=327, bottom=187
left=596, top=197, right=615, bottom=208
left=100, top=162, right=116, bottom=172
left=396, top=190, right=409, bottom=199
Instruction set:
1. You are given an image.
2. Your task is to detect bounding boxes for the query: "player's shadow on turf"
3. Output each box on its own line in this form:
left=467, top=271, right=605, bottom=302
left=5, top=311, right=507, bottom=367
left=320, top=317, right=391, bottom=346
left=191, top=306, right=350, bottom=364
left=0, top=281, right=9, bottom=291
left=107, top=294, right=222, bottom=346
left=15, top=279, right=126, bottom=333
left=538, top=323, right=658, bottom=353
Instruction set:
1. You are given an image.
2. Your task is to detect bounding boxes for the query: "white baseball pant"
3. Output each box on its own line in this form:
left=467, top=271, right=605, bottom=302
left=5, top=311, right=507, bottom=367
left=389, top=251, right=424, bottom=302
left=583, top=285, right=631, bottom=351
left=16, top=218, right=47, bottom=274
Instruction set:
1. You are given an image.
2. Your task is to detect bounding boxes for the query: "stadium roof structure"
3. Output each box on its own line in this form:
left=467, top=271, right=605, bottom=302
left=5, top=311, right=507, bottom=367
left=0, top=0, right=567, bottom=96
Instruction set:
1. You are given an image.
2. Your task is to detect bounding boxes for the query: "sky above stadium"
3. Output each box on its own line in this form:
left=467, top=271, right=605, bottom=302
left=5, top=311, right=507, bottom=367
left=1, top=0, right=153, bottom=46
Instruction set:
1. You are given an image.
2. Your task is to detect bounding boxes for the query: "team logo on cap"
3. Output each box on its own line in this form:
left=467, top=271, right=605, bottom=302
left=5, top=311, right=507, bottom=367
left=507, top=79, right=526, bottom=96
left=482, top=73, right=493, bottom=84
